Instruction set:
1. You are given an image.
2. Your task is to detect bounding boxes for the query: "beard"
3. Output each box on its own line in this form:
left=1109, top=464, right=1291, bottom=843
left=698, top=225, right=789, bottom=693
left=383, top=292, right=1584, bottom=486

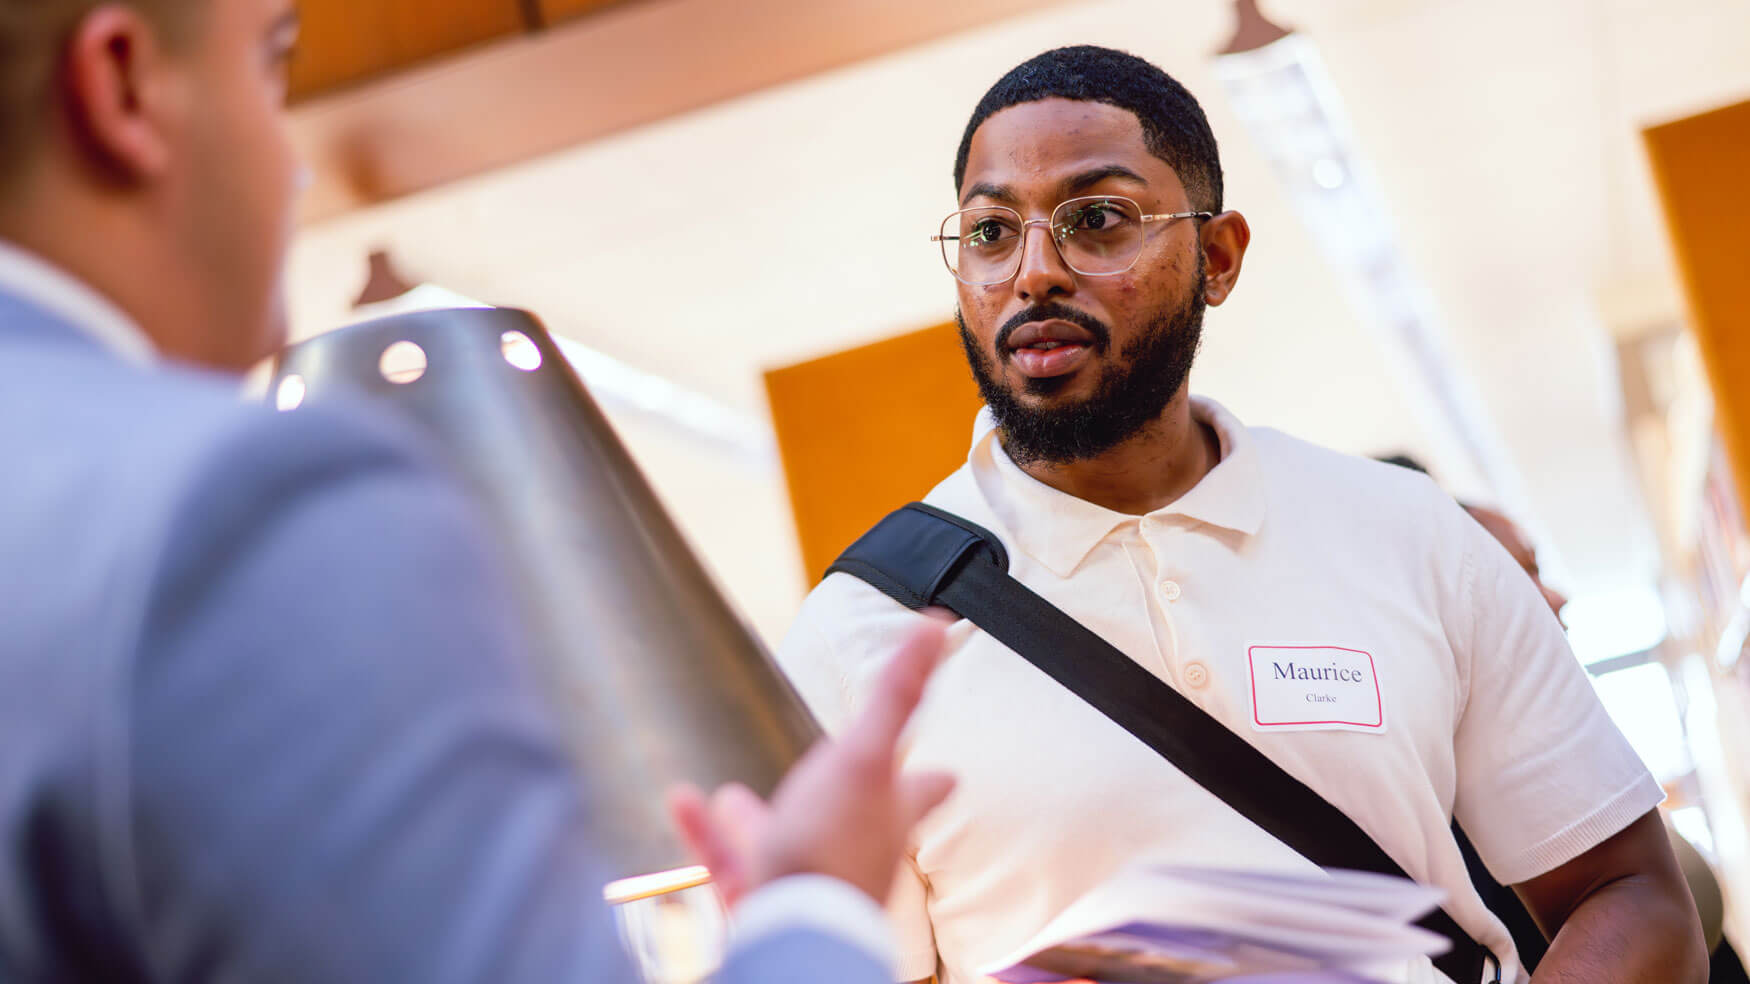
left=958, top=266, right=1207, bottom=467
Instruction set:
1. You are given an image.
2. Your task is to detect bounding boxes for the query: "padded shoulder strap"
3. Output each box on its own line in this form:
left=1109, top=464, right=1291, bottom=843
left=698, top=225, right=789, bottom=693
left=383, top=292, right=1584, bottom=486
left=826, top=502, right=1007, bottom=610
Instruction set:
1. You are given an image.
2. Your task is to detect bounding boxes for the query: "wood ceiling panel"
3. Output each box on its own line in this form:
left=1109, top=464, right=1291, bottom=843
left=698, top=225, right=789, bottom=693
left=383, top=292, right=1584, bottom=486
left=536, top=0, right=633, bottom=26
left=289, top=0, right=530, bottom=101
left=291, top=0, right=1074, bottom=219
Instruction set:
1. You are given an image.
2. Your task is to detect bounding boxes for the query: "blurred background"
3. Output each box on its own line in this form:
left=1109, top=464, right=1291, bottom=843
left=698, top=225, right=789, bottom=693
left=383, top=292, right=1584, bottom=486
left=271, top=0, right=1750, bottom=952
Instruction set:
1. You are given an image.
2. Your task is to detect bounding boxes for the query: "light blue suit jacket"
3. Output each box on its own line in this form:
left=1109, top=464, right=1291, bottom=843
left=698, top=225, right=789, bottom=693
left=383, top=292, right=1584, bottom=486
left=0, top=290, right=888, bottom=984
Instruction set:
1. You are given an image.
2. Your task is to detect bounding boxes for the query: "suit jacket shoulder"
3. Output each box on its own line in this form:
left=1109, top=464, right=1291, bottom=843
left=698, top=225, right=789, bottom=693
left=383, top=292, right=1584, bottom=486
left=0, top=301, right=518, bottom=980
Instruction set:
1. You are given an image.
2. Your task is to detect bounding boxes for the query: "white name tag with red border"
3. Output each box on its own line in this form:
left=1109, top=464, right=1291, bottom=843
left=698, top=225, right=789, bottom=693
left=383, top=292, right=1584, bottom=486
left=1247, top=645, right=1386, bottom=734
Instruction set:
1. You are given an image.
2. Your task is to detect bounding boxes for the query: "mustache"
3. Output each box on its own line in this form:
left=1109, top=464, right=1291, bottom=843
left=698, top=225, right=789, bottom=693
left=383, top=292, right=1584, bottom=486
left=994, top=303, right=1112, bottom=354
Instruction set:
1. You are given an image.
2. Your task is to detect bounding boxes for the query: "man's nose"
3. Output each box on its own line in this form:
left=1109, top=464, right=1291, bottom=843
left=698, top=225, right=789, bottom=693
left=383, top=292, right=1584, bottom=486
left=1012, top=222, right=1076, bottom=302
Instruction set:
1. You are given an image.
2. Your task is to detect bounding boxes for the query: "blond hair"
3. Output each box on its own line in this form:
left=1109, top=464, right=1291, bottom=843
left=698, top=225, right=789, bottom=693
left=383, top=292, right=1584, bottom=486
left=0, top=0, right=197, bottom=182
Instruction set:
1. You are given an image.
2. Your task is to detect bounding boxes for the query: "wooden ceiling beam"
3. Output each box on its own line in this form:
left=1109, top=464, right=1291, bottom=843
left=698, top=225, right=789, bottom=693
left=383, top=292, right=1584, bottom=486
left=288, top=0, right=531, bottom=102
left=289, top=0, right=1070, bottom=223
left=535, top=0, right=636, bottom=26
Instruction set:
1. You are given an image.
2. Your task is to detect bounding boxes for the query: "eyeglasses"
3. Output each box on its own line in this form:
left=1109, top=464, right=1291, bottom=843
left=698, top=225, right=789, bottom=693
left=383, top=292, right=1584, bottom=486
left=932, top=195, right=1211, bottom=286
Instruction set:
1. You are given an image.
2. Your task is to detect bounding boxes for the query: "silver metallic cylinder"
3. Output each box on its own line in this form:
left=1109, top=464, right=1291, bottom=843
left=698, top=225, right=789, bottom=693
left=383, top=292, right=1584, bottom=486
left=271, top=308, right=820, bottom=888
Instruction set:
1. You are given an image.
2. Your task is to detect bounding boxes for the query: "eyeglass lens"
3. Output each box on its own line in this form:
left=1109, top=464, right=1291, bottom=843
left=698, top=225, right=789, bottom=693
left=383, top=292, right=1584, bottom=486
left=940, top=197, right=1146, bottom=284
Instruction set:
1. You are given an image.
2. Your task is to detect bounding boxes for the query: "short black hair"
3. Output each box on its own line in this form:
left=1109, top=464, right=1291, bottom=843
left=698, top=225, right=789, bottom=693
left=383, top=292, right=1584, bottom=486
left=954, top=45, right=1224, bottom=213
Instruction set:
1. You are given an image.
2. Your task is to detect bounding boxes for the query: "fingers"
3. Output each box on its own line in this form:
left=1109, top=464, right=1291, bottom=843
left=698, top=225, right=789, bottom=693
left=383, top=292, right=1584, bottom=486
left=843, top=621, right=946, bottom=764
left=709, top=783, right=772, bottom=906
left=667, top=783, right=748, bottom=905
left=709, top=782, right=769, bottom=845
left=668, top=785, right=733, bottom=877
left=897, top=770, right=957, bottom=827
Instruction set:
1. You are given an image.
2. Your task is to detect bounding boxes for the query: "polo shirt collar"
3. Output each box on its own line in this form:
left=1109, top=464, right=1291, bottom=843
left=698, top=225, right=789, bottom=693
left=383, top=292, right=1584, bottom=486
left=970, top=395, right=1267, bottom=577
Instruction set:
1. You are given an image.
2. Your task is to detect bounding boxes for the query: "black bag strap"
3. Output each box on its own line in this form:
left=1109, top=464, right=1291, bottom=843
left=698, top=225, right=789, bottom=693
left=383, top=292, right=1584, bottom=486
left=827, top=502, right=1499, bottom=984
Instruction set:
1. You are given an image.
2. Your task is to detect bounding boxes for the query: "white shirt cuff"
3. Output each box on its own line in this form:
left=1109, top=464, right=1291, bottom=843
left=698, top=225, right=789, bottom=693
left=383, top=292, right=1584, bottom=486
left=730, top=874, right=898, bottom=976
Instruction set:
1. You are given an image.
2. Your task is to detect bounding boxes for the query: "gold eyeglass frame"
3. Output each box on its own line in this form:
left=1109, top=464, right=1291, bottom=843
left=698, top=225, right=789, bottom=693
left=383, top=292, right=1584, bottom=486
left=931, top=194, right=1211, bottom=286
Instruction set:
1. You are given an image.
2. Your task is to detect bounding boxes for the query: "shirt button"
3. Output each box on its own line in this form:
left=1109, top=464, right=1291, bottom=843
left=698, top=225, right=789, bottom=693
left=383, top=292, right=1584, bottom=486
left=1183, top=661, right=1210, bottom=689
left=1159, top=580, right=1182, bottom=602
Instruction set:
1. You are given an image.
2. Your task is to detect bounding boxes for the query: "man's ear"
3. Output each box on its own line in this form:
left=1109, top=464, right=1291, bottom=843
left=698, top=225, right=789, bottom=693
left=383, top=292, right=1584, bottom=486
left=62, top=5, right=179, bottom=182
left=1199, top=211, right=1251, bottom=307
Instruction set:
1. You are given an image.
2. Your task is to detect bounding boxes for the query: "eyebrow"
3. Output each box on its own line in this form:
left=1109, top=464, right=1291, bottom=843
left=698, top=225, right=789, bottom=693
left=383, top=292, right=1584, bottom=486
left=1064, top=165, right=1148, bottom=196
left=959, top=164, right=1151, bottom=207
left=960, top=181, right=1017, bottom=207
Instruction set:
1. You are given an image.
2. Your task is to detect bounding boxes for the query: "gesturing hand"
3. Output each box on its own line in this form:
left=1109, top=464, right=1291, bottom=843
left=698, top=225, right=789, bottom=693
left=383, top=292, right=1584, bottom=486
left=667, top=621, right=956, bottom=906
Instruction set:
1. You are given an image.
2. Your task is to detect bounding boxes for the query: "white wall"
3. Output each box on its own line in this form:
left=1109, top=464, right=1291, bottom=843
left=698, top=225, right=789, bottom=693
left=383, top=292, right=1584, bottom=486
left=287, top=0, right=1750, bottom=646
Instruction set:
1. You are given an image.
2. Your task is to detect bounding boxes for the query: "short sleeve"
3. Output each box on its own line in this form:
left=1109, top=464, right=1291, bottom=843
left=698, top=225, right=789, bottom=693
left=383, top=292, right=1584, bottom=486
left=775, top=604, right=859, bottom=734
left=1445, top=498, right=1663, bottom=886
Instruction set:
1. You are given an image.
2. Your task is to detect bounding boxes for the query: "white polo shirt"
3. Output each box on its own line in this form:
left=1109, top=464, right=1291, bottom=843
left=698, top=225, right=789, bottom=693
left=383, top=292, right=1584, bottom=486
left=776, top=396, right=1662, bottom=984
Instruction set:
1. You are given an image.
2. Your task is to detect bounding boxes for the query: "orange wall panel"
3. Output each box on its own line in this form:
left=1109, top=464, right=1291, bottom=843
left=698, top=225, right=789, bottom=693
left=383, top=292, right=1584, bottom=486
left=1645, top=100, right=1750, bottom=521
left=765, top=323, right=984, bottom=587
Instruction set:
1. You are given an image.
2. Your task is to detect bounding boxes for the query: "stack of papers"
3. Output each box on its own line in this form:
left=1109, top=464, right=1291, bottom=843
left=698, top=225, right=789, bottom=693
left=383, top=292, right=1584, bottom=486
left=979, top=865, right=1451, bottom=984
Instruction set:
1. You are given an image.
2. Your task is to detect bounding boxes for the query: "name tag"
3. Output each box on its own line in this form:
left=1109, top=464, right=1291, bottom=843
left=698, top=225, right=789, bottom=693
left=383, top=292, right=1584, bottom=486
left=1247, top=645, right=1385, bottom=734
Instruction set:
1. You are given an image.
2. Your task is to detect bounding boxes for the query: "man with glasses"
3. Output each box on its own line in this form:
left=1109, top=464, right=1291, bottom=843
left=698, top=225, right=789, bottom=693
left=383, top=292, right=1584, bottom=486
left=776, top=45, right=1703, bottom=984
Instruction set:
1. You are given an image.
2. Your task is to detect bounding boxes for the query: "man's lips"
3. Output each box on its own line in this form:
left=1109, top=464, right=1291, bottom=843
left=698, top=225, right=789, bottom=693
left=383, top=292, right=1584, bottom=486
left=1005, top=319, right=1096, bottom=350
left=1005, top=319, right=1097, bottom=379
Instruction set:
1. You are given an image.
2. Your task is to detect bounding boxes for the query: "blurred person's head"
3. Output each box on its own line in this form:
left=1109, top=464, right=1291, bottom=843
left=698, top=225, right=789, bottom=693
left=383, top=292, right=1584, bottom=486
left=1375, top=453, right=1429, bottom=475
left=1373, top=454, right=1570, bottom=622
left=1464, top=504, right=1570, bottom=622
left=949, top=45, right=1251, bottom=465
left=0, top=0, right=301, bottom=369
